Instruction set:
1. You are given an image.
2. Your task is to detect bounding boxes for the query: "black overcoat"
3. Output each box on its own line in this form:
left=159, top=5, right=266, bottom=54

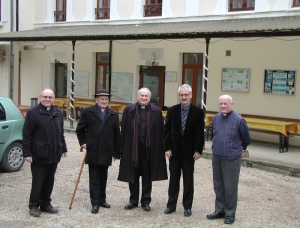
left=118, top=103, right=168, bottom=183
left=76, top=105, right=120, bottom=166
left=163, top=104, right=204, bottom=159
left=22, top=103, right=67, bottom=163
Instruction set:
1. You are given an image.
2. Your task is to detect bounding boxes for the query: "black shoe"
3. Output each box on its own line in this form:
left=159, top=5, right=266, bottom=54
left=141, top=204, right=151, bottom=211
left=29, top=207, right=41, bottom=217
left=40, top=205, right=58, bottom=214
left=164, top=208, right=176, bottom=214
left=99, top=202, right=111, bottom=208
left=206, top=211, right=225, bottom=219
left=91, top=206, right=99, bottom=214
left=124, top=203, right=138, bottom=210
left=224, top=217, right=235, bottom=224
left=184, top=209, right=192, bottom=217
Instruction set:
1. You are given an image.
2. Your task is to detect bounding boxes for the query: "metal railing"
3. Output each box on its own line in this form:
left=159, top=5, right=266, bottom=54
left=54, top=11, right=66, bottom=22
left=95, top=8, right=110, bottom=19
left=143, top=4, right=162, bottom=17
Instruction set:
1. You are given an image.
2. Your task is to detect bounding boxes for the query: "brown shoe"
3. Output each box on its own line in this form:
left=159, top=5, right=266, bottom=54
left=29, top=207, right=41, bottom=217
left=40, top=205, right=58, bottom=214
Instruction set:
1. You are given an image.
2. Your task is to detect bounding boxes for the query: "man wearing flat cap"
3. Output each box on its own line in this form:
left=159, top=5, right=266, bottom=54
left=76, top=89, right=121, bottom=214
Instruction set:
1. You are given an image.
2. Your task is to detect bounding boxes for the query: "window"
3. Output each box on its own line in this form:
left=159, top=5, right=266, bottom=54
left=95, top=0, right=110, bottom=19
left=228, top=0, right=255, bottom=12
left=54, top=0, right=66, bottom=22
left=182, top=54, right=203, bottom=106
left=144, top=0, right=162, bottom=17
left=0, top=104, right=6, bottom=121
left=95, top=53, right=110, bottom=93
left=293, top=0, right=300, bottom=7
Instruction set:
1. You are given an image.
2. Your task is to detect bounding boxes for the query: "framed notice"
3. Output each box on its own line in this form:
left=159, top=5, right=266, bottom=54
left=264, top=70, right=295, bottom=95
left=221, top=68, right=250, bottom=92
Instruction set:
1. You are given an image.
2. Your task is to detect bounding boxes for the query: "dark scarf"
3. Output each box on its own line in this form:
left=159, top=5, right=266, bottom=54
left=132, top=102, right=151, bottom=167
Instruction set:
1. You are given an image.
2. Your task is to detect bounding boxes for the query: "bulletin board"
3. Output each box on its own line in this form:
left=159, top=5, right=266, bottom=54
left=264, top=70, right=295, bottom=95
left=221, top=68, right=250, bottom=92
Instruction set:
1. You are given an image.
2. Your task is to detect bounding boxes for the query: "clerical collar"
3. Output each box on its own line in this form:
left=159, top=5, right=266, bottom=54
left=141, top=106, right=146, bottom=109
left=222, top=110, right=232, bottom=117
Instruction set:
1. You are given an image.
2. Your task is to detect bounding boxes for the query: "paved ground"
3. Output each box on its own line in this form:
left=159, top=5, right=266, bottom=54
left=0, top=127, right=300, bottom=227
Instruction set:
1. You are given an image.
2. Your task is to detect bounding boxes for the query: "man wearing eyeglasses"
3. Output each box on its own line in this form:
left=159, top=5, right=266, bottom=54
left=23, top=88, right=68, bottom=217
left=206, top=95, right=251, bottom=224
left=76, top=89, right=120, bottom=214
left=163, top=84, right=204, bottom=217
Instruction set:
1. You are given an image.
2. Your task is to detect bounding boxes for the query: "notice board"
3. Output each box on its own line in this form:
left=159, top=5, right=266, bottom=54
left=264, top=70, right=295, bottom=95
left=221, top=68, right=250, bottom=92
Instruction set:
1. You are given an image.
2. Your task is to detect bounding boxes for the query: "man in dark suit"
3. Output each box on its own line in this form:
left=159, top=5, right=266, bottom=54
left=163, top=84, right=204, bottom=217
left=118, top=87, right=167, bottom=211
left=76, top=89, right=120, bottom=214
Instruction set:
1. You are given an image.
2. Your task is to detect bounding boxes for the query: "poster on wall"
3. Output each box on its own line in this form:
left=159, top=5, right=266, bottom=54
left=264, top=70, right=295, bottom=95
left=221, top=68, right=250, bottom=92
left=111, top=72, right=133, bottom=101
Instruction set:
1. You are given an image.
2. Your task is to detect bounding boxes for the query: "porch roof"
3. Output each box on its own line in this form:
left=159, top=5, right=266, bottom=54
left=0, top=15, right=300, bottom=41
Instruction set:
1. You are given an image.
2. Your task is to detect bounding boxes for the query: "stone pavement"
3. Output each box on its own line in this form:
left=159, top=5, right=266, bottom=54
left=64, top=119, right=300, bottom=177
left=1, top=128, right=300, bottom=227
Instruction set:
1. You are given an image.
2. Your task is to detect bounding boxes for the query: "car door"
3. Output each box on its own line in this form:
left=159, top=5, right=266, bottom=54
left=0, top=102, right=13, bottom=154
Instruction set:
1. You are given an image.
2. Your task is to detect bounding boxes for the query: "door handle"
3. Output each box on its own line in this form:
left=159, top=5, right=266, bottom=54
left=2, top=125, right=9, bottom=129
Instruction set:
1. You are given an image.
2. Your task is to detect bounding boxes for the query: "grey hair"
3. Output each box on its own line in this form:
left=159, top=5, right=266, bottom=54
left=40, top=88, right=55, bottom=98
left=178, top=84, right=192, bottom=94
left=219, top=94, right=232, bottom=103
left=137, top=87, right=152, bottom=98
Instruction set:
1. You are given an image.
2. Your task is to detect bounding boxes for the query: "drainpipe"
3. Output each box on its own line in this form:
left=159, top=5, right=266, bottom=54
left=9, top=0, right=14, bottom=98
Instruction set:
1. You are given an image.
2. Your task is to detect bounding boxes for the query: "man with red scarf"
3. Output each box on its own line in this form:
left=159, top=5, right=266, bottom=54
left=118, top=87, right=167, bottom=211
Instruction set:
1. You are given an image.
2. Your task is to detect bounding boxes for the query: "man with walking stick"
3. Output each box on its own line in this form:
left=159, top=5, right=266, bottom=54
left=76, top=89, right=121, bottom=214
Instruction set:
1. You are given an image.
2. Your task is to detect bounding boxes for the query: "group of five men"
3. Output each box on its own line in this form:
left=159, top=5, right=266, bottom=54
left=23, top=84, right=250, bottom=225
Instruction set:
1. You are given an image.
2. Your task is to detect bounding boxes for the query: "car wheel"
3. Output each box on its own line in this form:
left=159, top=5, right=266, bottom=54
left=0, top=142, right=25, bottom=172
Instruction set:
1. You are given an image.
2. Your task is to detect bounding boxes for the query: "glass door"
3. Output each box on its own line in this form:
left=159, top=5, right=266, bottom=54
left=55, top=63, right=67, bottom=98
left=139, top=66, right=165, bottom=109
left=182, top=53, right=203, bottom=106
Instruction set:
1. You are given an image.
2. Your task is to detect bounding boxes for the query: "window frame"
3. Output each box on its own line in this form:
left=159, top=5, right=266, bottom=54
left=95, top=53, right=110, bottom=93
left=293, top=0, right=300, bottom=7
left=95, top=0, right=110, bottom=19
left=144, top=0, right=162, bottom=17
left=228, top=0, right=255, bottom=12
left=54, top=0, right=67, bottom=22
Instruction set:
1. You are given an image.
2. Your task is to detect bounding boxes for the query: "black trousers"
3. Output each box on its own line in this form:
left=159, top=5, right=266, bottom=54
left=167, top=158, right=195, bottom=210
left=212, top=156, right=241, bottom=218
left=29, top=163, right=58, bottom=209
left=128, top=143, right=152, bottom=206
left=88, top=164, right=109, bottom=206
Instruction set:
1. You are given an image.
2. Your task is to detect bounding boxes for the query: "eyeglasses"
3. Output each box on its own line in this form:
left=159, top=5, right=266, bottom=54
left=179, top=93, right=190, bottom=97
left=41, top=96, right=54, bottom=99
left=219, top=102, right=231, bottom=106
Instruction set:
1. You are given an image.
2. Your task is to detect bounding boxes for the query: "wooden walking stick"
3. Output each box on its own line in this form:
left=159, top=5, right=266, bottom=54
left=69, top=147, right=87, bottom=209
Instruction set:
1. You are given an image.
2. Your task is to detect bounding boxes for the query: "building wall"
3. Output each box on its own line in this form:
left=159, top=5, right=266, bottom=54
left=0, top=0, right=299, bottom=147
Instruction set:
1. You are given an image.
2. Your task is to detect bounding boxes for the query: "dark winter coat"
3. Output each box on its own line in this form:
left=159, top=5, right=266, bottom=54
left=163, top=104, right=204, bottom=159
left=22, top=103, right=67, bottom=163
left=118, top=103, right=168, bottom=183
left=76, top=105, right=120, bottom=166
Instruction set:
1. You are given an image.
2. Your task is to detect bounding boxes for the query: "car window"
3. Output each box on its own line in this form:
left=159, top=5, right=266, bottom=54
left=0, top=103, right=6, bottom=121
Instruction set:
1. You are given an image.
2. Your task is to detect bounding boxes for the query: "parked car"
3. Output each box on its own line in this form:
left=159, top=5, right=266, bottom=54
left=0, top=97, right=25, bottom=172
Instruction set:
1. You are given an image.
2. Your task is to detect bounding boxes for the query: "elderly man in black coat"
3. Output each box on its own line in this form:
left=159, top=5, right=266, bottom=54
left=23, top=88, right=67, bottom=217
left=118, top=87, right=167, bottom=211
left=76, top=89, right=120, bottom=214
